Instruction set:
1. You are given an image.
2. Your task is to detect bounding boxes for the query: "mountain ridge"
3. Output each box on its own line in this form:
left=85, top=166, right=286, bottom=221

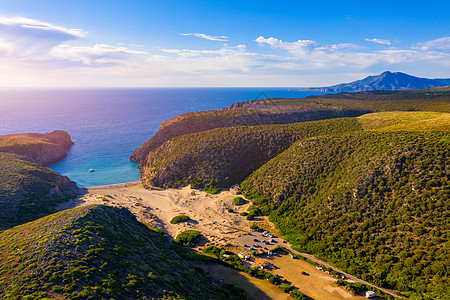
left=299, top=71, right=450, bottom=92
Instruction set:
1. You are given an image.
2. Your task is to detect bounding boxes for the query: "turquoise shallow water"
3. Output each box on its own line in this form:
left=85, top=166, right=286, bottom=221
left=0, top=88, right=326, bottom=187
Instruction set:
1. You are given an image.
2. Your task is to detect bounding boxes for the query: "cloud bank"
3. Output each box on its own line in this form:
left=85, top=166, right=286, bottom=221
left=0, top=16, right=448, bottom=86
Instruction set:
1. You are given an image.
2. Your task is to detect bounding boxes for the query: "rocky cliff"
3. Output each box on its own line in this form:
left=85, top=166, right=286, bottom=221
left=0, top=130, right=74, bottom=165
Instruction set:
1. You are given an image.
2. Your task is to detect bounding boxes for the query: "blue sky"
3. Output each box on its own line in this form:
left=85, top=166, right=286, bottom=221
left=0, top=0, right=448, bottom=87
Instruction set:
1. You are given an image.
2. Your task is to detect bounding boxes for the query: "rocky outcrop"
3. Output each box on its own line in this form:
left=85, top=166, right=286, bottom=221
left=0, top=130, right=74, bottom=165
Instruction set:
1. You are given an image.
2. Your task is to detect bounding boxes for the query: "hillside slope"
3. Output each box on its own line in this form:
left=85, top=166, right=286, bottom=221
left=0, top=205, right=236, bottom=299
left=0, top=131, right=76, bottom=230
left=131, top=108, right=365, bottom=162
left=241, top=130, right=449, bottom=299
left=300, top=71, right=450, bottom=92
left=132, top=88, right=450, bottom=163
left=139, top=118, right=362, bottom=188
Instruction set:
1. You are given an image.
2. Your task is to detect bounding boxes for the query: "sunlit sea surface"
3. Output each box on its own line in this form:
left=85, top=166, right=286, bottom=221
left=0, top=88, right=327, bottom=187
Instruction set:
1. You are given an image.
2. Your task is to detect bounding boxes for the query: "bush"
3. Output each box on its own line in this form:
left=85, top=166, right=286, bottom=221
left=170, top=215, right=191, bottom=224
left=278, top=283, right=292, bottom=293
left=174, top=230, right=202, bottom=247
left=290, top=289, right=308, bottom=300
left=268, top=275, right=281, bottom=285
left=250, top=224, right=259, bottom=230
left=233, top=197, right=246, bottom=205
left=202, top=246, right=222, bottom=258
left=239, top=212, right=248, bottom=216
left=227, top=208, right=233, bottom=213
left=204, top=183, right=221, bottom=194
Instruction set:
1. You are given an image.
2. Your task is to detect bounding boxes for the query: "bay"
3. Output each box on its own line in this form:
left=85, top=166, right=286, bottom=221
left=0, top=88, right=326, bottom=187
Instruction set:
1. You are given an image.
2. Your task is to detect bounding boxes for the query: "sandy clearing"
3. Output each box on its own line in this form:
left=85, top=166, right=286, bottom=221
left=58, top=182, right=256, bottom=245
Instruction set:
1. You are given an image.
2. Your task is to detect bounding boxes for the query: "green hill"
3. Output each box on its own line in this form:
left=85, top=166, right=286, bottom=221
left=140, top=117, right=362, bottom=188
left=132, top=88, right=450, bottom=164
left=0, top=131, right=77, bottom=230
left=241, top=130, right=449, bottom=299
left=0, top=205, right=239, bottom=299
left=137, top=111, right=449, bottom=299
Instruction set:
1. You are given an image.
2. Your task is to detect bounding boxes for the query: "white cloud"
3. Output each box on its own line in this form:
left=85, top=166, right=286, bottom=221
left=365, top=38, right=391, bottom=45
left=181, top=33, right=228, bottom=41
left=0, top=16, right=86, bottom=58
left=415, top=36, right=450, bottom=52
left=50, top=44, right=148, bottom=66
left=0, top=16, right=448, bottom=87
left=0, top=16, right=86, bottom=37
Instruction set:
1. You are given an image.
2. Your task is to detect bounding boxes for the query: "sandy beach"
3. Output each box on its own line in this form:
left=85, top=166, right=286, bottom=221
left=58, top=181, right=274, bottom=245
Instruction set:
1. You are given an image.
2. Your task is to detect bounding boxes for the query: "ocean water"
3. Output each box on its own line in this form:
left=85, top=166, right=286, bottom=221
left=0, top=88, right=326, bottom=187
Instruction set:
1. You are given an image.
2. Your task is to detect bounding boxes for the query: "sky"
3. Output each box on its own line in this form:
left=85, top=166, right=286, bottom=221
left=0, top=0, right=449, bottom=87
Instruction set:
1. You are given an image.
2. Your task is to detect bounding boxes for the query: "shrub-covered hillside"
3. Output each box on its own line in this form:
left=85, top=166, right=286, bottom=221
left=0, top=205, right=238, bottom=299
left=133, top=88, right=449, bottom=164
left=0, top=153, right=76, bottom=230
left=241, top=131, right=449, bottom=299
left=140, top=118, right=362, bottom=188
left=0, top=131, right=77, bottom=230
left=131, top=108, right=365, bottom=162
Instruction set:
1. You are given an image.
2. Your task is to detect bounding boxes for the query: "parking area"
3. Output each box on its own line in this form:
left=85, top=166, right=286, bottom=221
left=233, top=230, right=287, bottom=251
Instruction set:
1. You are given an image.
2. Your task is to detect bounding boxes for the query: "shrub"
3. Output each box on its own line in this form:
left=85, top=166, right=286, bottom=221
left=268, top=275, right=281, bottom=285
left=227, top=208, right=233, bottom=213
left=170, top=215, right=191, bottom=224
left=239, top=212, right=248, bottom=216
left=247, top=214, right=255, bottom=221
left=250, top=224, right=259, bottom=230
left=202, top=246, right=222, bottom=258
left=174, top=230, right=202, bottom=247
left=278, top=283, right=292, bottom=293
left=232, top=197, right=246, bottom=205
left=290, top=289, right=308, bottom=300
left=204, top=183, right=221, bottom=194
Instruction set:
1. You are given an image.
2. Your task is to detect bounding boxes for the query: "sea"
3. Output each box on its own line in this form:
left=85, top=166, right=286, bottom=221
left=0, top=88, right=327, bottom=187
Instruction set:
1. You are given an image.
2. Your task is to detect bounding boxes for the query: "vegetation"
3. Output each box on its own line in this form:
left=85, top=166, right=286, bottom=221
left=0, top=205, right=239, bottom=299
left=170, top=215, right=191, bottom=224
left=242, top=131, right=449, bottom=299
left=203, top=182, right=221, bottom=194
left=232, top=197, right=246, bottom=205
left=290, top=289, right=308, bottom=300
left=133, top=87, right=450, bottom=165
left=357, top=111, right=450, bottom=132
left=174, top=230, right=203, bottom=247
left=137, top=108, right=450, bottom=299
left=0, top=153, right=76, bottom=230
left=141, top=118, right=362, bottom=188
left=0, top=132, right=76, bottom=230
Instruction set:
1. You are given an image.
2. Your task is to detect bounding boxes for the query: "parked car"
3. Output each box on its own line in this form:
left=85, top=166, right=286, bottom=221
left=253, top=238, right=259, bottom=242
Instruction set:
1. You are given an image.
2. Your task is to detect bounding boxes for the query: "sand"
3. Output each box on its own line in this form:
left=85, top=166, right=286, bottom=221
left=58, top=181, right=260, bottom=245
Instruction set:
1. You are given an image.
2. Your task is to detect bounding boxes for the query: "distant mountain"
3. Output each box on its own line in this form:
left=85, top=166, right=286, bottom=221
left=300, top=71, right=450, bottom=92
